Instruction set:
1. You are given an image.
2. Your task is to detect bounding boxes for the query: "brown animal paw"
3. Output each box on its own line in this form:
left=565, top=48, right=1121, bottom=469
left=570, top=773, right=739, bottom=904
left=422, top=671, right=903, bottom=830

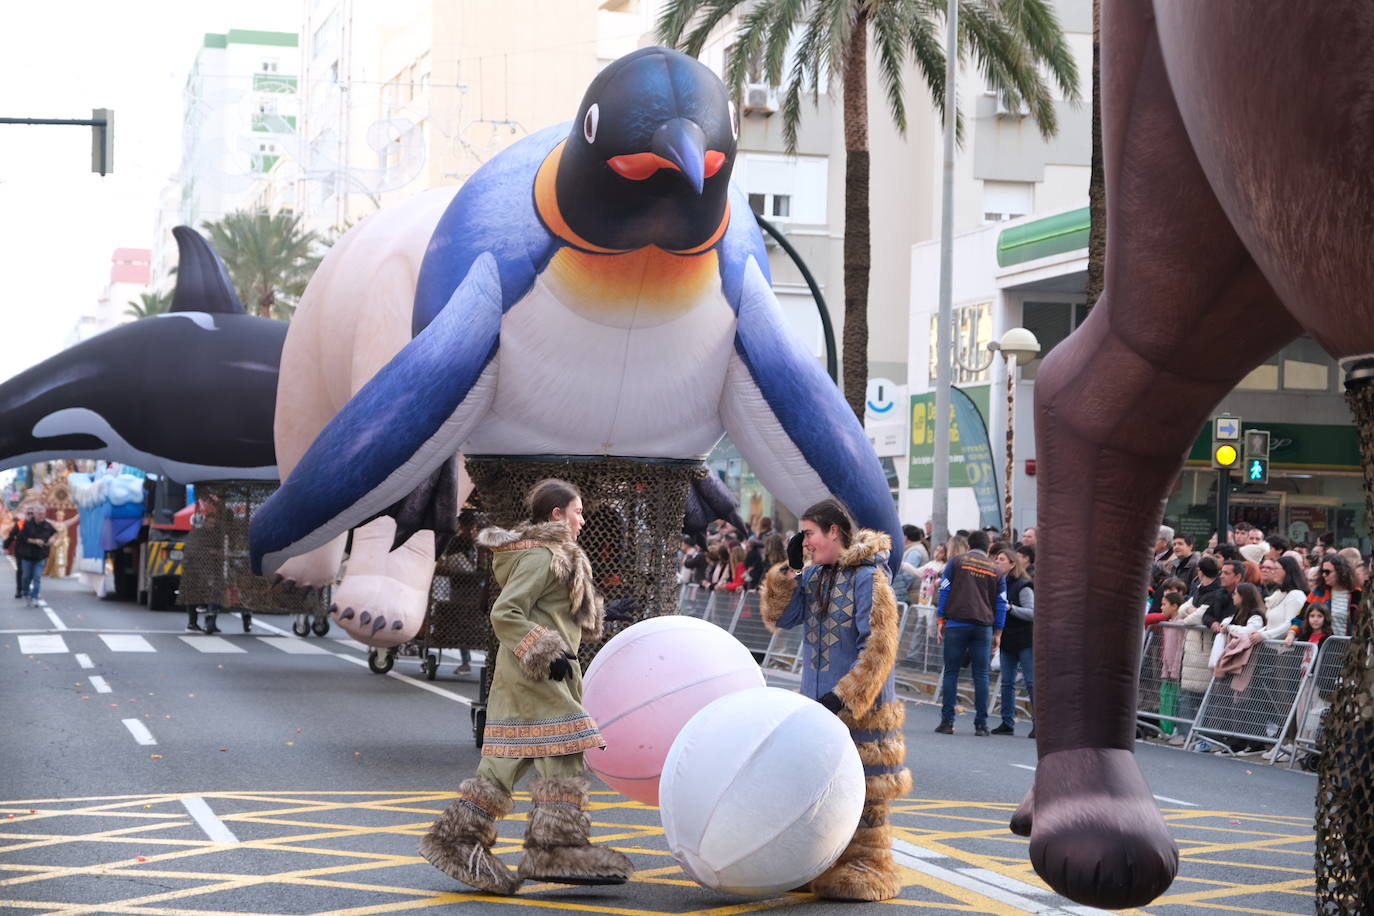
left=1021, top=748, right=1178, bottom=909
left=1010, top=786, right=1033, bottom=837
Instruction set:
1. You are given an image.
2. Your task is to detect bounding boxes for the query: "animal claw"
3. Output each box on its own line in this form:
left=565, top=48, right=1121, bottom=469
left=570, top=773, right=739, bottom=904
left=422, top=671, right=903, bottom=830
left=340, top=607, right=355, bottom=620
left=359, top=611, right=372, bottom=625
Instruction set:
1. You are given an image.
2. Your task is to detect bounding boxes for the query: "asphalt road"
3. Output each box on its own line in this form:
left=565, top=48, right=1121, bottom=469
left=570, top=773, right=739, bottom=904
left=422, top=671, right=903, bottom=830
left=1, top=571, right=1321, bottom=915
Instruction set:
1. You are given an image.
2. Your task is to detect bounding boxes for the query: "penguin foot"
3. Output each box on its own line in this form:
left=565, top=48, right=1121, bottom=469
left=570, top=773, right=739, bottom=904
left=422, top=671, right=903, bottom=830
left=272, top=549, right=340, bottom=597
left=329, top=572, right=428, bottom=648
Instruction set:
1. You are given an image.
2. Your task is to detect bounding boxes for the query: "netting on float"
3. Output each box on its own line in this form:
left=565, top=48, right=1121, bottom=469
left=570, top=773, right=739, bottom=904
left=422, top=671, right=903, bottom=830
left=179, top=481, right=327, bottom=615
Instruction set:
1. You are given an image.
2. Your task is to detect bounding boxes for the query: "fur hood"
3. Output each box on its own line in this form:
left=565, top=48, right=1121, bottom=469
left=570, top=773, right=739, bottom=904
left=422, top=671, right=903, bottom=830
left=836, top=528, right=891, bottom=570
left=477, top=521, right=604, bottom=641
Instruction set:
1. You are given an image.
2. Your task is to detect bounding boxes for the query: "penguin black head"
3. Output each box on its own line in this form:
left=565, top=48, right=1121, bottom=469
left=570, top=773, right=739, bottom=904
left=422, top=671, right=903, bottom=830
left=552, top=47, right=737, bottom=252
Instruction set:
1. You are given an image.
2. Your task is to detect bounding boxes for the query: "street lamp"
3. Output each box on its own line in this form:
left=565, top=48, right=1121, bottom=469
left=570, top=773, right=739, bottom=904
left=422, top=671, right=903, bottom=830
left=990, top=327, right=1041, bottom=540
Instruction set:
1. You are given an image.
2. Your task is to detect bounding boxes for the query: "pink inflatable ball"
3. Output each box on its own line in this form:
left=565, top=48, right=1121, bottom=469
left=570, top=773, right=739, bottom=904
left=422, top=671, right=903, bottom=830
left=582, top=615, right=765, bottom=805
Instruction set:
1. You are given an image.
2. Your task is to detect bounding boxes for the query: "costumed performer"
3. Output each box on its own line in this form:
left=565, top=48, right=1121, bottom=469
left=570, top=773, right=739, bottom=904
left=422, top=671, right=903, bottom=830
left=420, top=478, right=633, bottom=895
left=761, top=498, right=910, bottom=901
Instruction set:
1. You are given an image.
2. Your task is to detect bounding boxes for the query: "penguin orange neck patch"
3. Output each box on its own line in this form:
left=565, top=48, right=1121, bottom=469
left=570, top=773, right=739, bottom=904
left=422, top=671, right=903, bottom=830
left=542, top=244, right=721, bottom=328
left=534, top=140, right=729, bottom=256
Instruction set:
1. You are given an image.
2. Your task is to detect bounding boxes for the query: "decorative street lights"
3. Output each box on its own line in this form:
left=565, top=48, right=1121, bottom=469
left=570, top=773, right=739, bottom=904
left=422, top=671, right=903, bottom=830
left=991, top=328, right=1041, bottom=539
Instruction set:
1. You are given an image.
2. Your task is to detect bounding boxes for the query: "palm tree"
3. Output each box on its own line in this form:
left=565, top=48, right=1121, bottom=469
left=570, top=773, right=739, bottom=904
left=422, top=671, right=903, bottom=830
left=659, top=0, right=1080, bottom=420
left=1085, top=0, right=1104, bottom=306
left=125, top=290, right=172, bottom=320
left=201, top=211, right=322, bottom=320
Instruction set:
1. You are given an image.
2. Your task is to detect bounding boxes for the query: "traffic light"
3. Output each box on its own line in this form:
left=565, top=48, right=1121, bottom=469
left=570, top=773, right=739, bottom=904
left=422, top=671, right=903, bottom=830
left=1243, top=429, right=1270, bottom=484
left=91, top=107, right=113, bottom=175
left=1211, top=442, right=1240, bottom=470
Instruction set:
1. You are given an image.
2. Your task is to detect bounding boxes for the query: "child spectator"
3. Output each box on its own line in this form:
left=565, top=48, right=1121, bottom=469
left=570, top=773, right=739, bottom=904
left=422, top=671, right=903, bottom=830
left=1285, top=603, right=1334, bottom=648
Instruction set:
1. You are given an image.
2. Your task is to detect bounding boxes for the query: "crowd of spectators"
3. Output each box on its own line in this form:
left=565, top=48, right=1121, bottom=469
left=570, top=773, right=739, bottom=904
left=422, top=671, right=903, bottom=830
left=674, top=511, right=1365, bottom=754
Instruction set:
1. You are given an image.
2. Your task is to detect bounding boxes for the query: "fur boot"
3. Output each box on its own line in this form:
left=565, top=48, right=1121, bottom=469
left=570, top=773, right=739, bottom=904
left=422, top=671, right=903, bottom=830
left=812, top=698, right=912, bottom=902
left=809, top=800, right=905, bottom=901
left=420, top=777, right=521, bottom=895
left=517, top=776, right=634, bottom=885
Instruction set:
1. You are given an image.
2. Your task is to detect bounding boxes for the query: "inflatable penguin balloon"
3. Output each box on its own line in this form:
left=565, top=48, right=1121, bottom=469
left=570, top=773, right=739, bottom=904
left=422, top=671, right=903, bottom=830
left=251, top=47, right=900, bottom=647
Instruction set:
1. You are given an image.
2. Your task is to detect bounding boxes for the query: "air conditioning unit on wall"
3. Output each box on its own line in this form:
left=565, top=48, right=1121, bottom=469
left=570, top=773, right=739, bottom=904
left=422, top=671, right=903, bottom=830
left=995, top=90, right=1031, bottom=119
left=742, top=82, right=778, bottom=116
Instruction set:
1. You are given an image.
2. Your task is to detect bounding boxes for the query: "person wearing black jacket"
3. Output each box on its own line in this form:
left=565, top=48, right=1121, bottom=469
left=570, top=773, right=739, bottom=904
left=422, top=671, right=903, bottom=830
left=990, top=544, right=1035, bottom=737
left=14, top=504, right=57, bottom=606
left=3, top=505, right=34, bottom=598
left=1192, top=556, right=1237, bottom=632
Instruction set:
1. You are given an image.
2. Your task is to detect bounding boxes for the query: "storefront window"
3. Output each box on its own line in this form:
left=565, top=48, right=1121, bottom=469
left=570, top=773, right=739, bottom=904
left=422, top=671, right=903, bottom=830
left=1237, top=353, right=1279, bottom=390
left=1022, top=301, right=1073, bottom=358
left=928, top=302, right=993, bottom=384
left=1282, top=337, right=1330, bottom=391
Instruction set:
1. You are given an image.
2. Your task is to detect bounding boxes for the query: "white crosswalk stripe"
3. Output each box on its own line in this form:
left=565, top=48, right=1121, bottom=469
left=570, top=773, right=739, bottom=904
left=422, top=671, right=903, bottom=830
left=18, top=634, right=69, bottom=654
left=178, top=635, right=247, bottom=654
left=98, top=634, right=156, bottom=653
left=256, top=636, right=330, bottom=655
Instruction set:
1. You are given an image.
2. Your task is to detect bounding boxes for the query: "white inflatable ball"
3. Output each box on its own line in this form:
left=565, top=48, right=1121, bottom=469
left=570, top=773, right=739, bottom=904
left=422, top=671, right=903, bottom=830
left=583, top=615, right=764, bottom=804
left=659, top=686, right=865, bottom=896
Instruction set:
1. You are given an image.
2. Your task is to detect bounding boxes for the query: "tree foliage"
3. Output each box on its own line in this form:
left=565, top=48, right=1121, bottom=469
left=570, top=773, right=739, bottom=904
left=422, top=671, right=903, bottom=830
left=201, top=211, right=323, bottom=320
left=125, top=290, right=172, bottom=320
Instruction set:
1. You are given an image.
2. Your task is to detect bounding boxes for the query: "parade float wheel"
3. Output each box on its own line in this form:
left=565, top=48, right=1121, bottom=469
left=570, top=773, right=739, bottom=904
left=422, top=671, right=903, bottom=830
left=312, top=616, right=330, bottom=637
left=368, top=647, right=395, bottom=674
left=292, top=616, right=310, bottom=637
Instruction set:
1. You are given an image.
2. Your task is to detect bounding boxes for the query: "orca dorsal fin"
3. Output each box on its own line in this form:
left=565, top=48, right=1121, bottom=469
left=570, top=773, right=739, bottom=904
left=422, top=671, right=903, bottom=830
left=170, top=226, right=247, bottom=315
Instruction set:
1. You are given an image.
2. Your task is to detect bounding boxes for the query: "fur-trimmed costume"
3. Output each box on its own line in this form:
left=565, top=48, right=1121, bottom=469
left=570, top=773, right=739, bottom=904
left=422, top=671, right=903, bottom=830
left=761, top=528, right=911, bottom=901
left=420, top=520, right=633, bottom=894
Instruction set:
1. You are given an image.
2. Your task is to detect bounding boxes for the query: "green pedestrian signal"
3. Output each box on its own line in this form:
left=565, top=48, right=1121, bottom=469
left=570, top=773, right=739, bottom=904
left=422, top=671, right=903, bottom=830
left=1246, top=457, right=1269, bottom=484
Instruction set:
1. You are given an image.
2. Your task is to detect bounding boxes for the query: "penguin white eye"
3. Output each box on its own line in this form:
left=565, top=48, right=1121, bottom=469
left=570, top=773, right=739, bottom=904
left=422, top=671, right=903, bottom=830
left=583, top=104, right=599, bottom=144
left=729, top=101, right=738, bottom=140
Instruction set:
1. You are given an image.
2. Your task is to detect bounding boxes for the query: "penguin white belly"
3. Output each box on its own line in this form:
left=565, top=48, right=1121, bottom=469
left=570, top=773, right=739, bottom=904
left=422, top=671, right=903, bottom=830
left=463, top=266, right=736, bottom=458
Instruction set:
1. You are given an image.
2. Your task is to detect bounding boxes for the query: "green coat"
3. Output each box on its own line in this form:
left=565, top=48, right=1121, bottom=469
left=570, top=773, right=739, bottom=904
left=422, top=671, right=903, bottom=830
left=478, top=524, right=605, bottom=759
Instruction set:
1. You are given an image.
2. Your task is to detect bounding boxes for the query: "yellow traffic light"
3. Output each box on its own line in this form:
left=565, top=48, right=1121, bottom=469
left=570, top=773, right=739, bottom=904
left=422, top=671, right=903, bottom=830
left=1213, top=443, right=1239, bottom=468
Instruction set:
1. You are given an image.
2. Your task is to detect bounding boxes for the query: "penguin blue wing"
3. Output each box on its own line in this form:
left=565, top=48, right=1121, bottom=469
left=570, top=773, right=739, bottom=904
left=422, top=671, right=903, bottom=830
left=720, top=242, right=902, bottom=576
left=250, top=252, right=504, bottom=575
left=411, top=122, right=566, bottom=333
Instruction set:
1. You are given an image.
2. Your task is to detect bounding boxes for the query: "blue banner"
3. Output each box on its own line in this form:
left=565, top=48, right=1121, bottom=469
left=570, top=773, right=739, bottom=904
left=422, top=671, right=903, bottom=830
left=950, top=387, right=1002, bottom=530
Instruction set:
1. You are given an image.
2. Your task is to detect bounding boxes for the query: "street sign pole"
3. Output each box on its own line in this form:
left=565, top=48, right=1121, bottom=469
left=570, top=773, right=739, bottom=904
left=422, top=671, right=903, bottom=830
left=1216, top=468, right=1230, bottom=545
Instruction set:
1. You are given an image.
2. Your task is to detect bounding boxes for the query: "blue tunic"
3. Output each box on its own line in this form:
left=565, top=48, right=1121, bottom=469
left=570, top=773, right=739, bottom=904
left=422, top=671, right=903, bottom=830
left=774, top=554, right=898, bottom=710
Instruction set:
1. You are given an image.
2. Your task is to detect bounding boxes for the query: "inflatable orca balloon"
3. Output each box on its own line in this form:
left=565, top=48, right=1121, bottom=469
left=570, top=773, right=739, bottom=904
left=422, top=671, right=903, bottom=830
left=0, top=227, right=282, bottom=482
left=251, top=47, right=899, bottom=646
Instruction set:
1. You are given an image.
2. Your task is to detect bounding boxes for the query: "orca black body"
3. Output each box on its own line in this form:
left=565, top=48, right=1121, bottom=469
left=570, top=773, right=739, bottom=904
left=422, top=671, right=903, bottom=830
left=0, top=228, right=283, bottom=481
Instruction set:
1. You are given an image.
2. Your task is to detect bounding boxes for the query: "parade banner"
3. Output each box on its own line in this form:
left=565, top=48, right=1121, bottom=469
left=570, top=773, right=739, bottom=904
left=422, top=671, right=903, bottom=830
left=908, top=386, right=1001, bottom=530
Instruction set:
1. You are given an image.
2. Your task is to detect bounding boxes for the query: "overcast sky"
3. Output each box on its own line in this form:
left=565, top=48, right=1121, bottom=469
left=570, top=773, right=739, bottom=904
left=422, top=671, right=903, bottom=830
left=0, top=1, right=298, bottom=380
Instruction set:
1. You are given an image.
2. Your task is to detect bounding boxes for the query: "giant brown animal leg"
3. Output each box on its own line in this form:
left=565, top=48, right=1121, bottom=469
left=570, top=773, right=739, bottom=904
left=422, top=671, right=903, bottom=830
left=1015, top=1, right=1302, bottom=908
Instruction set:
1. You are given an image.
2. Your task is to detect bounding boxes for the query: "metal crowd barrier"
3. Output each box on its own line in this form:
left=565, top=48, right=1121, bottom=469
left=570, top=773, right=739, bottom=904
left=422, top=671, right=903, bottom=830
left=1284, top=636, right=1351, bottom=769
left=1136, top=623, right=1201, bottom=740
left=675, top=584, right=802, bottom=675
left=1185, top=636, right=1315, bottom=756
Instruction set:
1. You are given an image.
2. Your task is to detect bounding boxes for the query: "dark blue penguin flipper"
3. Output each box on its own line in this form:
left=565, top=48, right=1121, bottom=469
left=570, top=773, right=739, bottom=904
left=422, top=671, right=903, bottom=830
left=684, top=472, right=749, bottom=545
left=720, top=254, right=902, bottom=576
left=250, top=253, right=504, bottom=575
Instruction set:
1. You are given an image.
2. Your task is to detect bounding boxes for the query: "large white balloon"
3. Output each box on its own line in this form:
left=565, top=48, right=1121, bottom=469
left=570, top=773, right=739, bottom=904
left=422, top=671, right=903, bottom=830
left=659, top=686, right=865, bottom=896
left=583, top=615, right=765, bottom=804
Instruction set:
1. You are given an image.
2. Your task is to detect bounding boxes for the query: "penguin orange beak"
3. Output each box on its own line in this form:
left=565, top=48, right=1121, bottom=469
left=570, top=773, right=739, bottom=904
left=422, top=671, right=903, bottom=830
left=651, top=117, right=708, bottom=194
